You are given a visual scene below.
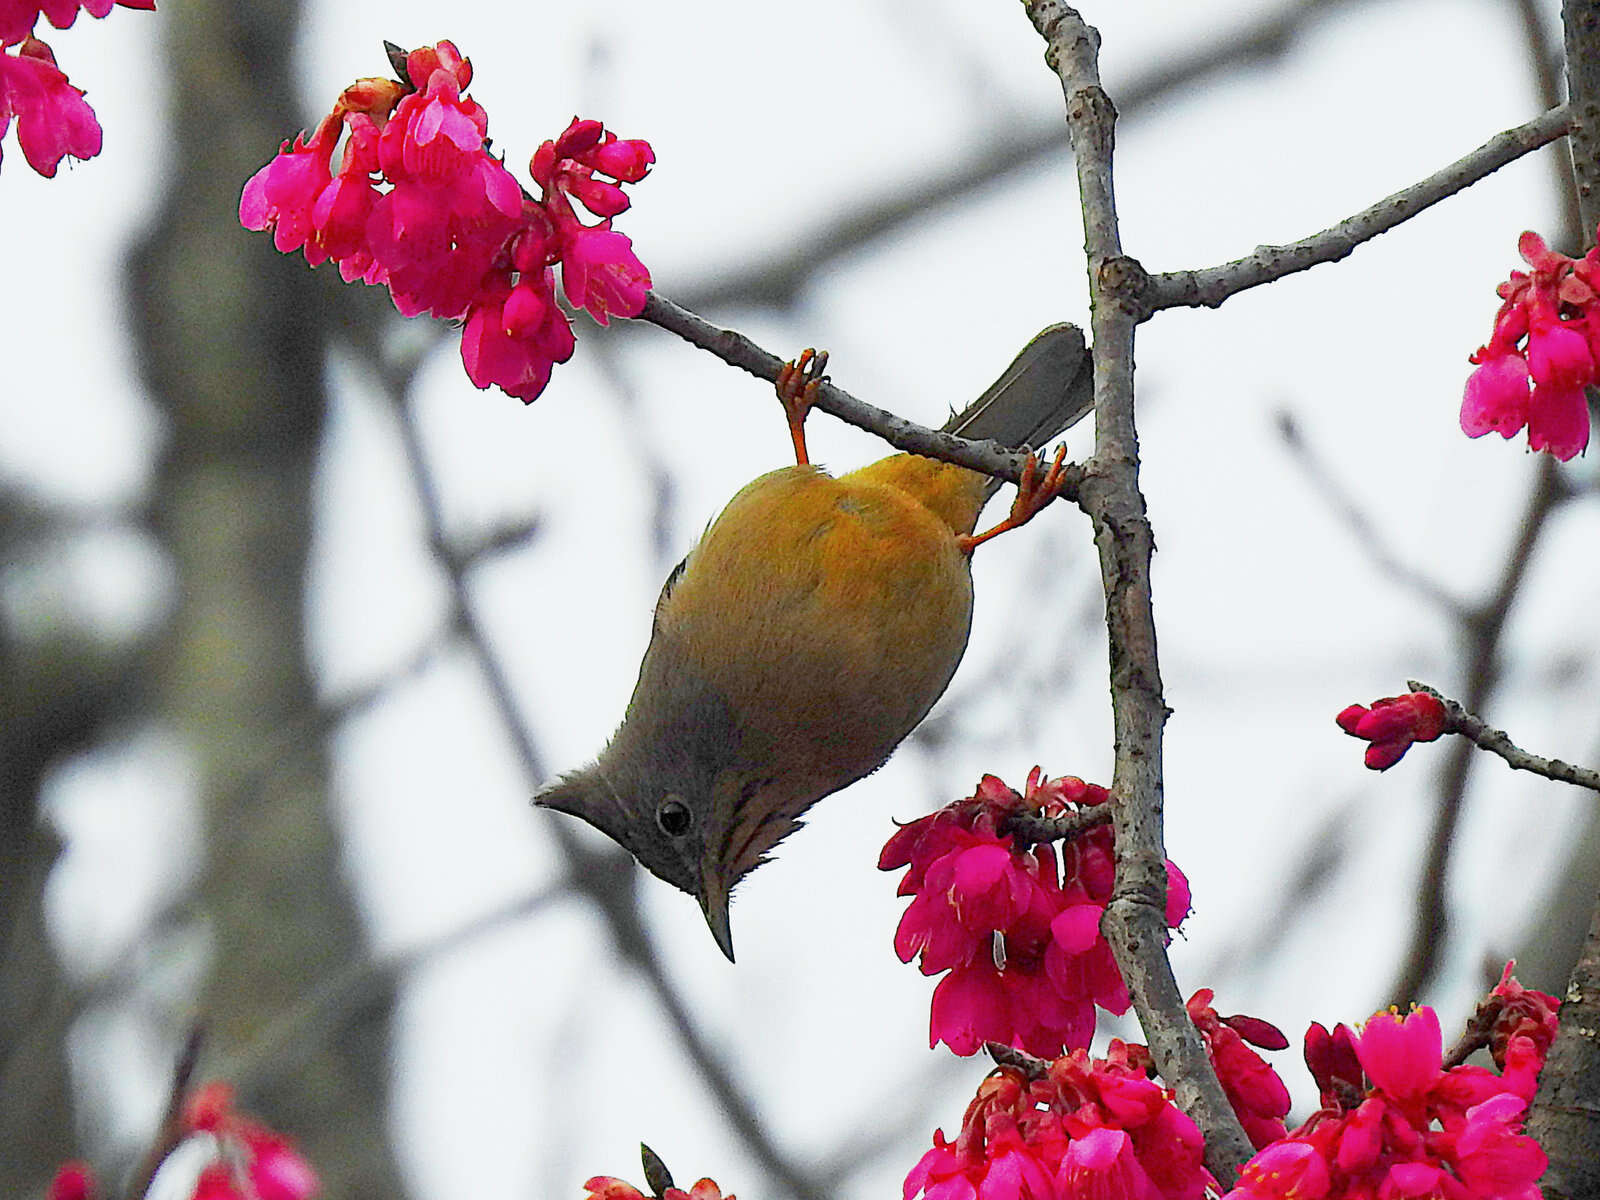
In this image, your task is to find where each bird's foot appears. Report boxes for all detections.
[957,443,1070,554]
[775,348,828,466]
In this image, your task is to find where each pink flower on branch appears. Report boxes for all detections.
[1336,691,1446,771]
[1186,989,1291,1150]
[1462,230,1596,461]
[0,0,151,43]
[906,1049,1214,1200]
[1222,972,1557,1200]
[583,1171,733,1200]
[0,35,99,176]
[181,1082,320,1200]
[48,1078,318,1200]
[882,769,1189,1058]
[0,0,149,175]
[238,41,654,404]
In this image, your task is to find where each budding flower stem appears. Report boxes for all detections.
[1407,681,1600,792]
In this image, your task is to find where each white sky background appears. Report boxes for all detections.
[4,0,1599,1198]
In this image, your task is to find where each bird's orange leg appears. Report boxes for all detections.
[775,348,829,466]
[957,444,1071,554]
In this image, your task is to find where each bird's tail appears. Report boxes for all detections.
[942,323,1093,500]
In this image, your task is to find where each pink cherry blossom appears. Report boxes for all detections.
[907,1054,1213,1200]
[240,42,654,402]
[1464,230,1596,460]
[0,36,100,176]
[460,277,575,404]
[1226,1141,1330,1200]
[1355,1007,1442,1105]
[885,770,1187,1059]
[239,120,337,256]
[1224,980,1555,1200]
[1186,989,1291,1150]
[1336,692,1446,771]
[583,1173,736,1200]
[47,1162,96,1200]
[1460,353,1530,439]
[0,0,151,47]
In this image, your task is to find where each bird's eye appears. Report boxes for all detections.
[656,795,692,838]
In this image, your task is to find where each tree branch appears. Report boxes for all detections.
[1145,105,1572,314]
[1017,0,1253,1184]
[666,0,1376,314]
[1407,682,1600,793]
[1564,1,1600,238]
[636,293,1085,494]
[1527,885,1600,1199]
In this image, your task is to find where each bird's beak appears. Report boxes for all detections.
[698,867,735,963]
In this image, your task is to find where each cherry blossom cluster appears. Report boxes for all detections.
[905,1045,1215,1200]
[1462,230,1596,461]
[0,0,151,176]
[1224,968,1560,1200]
[48,1081,318,1200]
[1186,989,1292,1150]
[240,40,653,403]
[585,1174,732,1200]
[1336,691,1447,771]
[880,769,1191,1058]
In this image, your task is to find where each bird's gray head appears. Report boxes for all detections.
[534,639,788,962]
[537,763,755,961]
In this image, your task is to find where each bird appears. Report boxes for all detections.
[536,325,1093,960]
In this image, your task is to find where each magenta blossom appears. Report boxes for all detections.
[239,41,654,403]
[883,769,1190,1059]
[0,0,149,174]
[1462,230,1595,460]
[907,1048,1214,1200]
[1222,980,1555,1200]
[1187,989,1291,1149]
[0,35,99,176]
[1336,691,1446,771]
[0,0,152,42]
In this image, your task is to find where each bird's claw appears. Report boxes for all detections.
[957,443,1071,554]
[776,348,829,465]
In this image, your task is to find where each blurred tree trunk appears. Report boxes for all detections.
[0,508,138,1197]
[0,658,87,1195]
[124,0,409,1195]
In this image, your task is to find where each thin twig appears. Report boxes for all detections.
[1408,682,1600,792]
[985,1041,1049,1079]
[1145,105,1572,313]
[124,1025,204,1200]
[1274,412,1470,620]
[1388,459,1566,1007]
[1510,0,1585,246]
[636,293,1086,496]
[1004,805,1112,844]
[1018,0,1254,1184]
[224,886,568,1095]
